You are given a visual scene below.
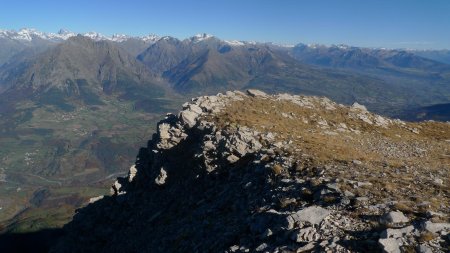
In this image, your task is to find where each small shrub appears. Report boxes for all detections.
[272,164,283,175]
[418,231,437,242]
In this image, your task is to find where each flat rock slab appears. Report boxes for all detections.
[246,89,268,97]
[378,238,401,253]
[424,221,450,233]
[290,206,331,225]
[380,211,409,225]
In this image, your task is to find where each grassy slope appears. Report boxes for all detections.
[211,96,450,217]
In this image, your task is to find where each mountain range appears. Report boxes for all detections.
[2,28,450,114]
[0,28,449,235]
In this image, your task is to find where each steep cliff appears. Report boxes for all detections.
[53,90,449,253]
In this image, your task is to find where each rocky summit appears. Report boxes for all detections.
[52,90,449,253]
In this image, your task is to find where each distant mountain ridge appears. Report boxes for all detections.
[0,34,405,113]
[1,29,450,116]
[0,28,160,43]
[2,28,448,56]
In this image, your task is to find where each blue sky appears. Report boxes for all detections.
[1,0,449,49]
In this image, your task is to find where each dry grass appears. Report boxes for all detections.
[418,231,437,242]
[272,164,283,175]
[209,96,450,218]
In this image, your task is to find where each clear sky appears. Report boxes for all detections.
[1,0,449,49]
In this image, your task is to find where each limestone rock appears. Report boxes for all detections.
[381,225,414,239]
[296,242,316,252]
[154,167,167,185]
[378,238,401,253]
[246,89,267,97]
[291,227,321,242]
[289,206,331,226]
[351,102,368,111]
[380,211,409,225]
[423,221,450,233]
[89,195,104,204]
[418,244,433,253]
[180,110,199,128]
[128,165,137,182]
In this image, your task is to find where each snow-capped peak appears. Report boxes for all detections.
[0,28,163,44]
[110,34,131,42]
[56,29,77,40]
[142,34,160,43]
[190,33,214,42]
[224,40,245,46]
[83,31,109,41]
[0,28,76,42]
[11,28,43,41]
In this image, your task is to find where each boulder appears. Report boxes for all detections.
[381,225,414,239]
[291,227,321,242]
[247,89,268,97]
[128,165,138,182]
[378,238,401,253]
[418,245,433,253]
[289,206,331,226]
[380,211,409,225]
[180,110,199,128]
[423,221,450,233]
[351,102,368,111]
[154,167,167,185]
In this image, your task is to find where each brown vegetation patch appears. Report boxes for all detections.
[209,96,450,217]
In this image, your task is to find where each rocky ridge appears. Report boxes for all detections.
[53,90,449,253]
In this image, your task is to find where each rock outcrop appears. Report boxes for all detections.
[52,90,449,253]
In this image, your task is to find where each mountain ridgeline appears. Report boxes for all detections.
[51,90,450,253]
[1,32,450,117]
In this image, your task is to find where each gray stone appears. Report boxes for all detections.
[357,181,373,187]
[230,245,239,252]
[343,190,355,198]
[247,89,268,97]
[426,211,446,218]
[381,225,414,239]
[286,215,296,230]
[351,102,368,111]
[292,227,321,242]
[418,245,433,253]
[154,167,167,185]
[326,183,340,192]
[290,206,331,225]
[188,104,203,114]
[374,115,390,127]
[380,211,409,225]
[111,180,123,195]
[352,160,362,165]
[128,165,137,182]
[423,221,450,233]
[255,243,268,252]
[296,242,316,252]
[378,238,400,253]
[433,178,443,185]
[354,197,369,205]
[89,195,104,204]
[204,141,215,151]
[180,110,198,128]
[227,154,239,163]
[158,123,171,139]
[262,228,273,237]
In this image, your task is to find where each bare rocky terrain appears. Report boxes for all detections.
[51,90,449,253]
